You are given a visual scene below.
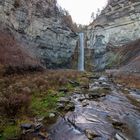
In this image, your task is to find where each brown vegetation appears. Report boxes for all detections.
[14,0,21,8]
[107,39,140,88]
[113,72,140,88]
[119,39,140,65]
[0,92,31,117]
[62,15,78,32]
[0,70,83,117]
[107,39,140,72]
[0,69,85,139]
[0,29,42,75]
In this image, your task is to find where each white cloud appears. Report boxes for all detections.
[57,0,108,25]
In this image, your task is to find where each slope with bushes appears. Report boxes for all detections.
[0,28,43,75]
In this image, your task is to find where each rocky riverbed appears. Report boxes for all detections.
[47,75,140,140]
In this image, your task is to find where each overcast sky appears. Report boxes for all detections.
[57,0,108,25]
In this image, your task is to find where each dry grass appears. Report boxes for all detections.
[0,69,84,139]
[118,39,140,65]
[112,72,140,88]
[107,39,140,69]
[0,70,83,116]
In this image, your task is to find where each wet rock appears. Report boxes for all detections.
[89,82,100,89]
[90,84,111,92]
[124,114,140,139]
[101,82,110,87]
[73,87,83,94]
[88,87,110,99]
[58,97,70,103]
[81,84,89,89]
[57,103,65,110]
[89,92,101,99]
[115,133,128,140]
[36,117,45,122]
[78,97,86,102]
[129,90,140,102]
[68,80,80,87]
[59,88,68,93]
[49,113,56,118]
[98,76,108,82]
[34,123,43,131]
[117,84,123,88]
[57,96,75,112]
[64,102,75,112]
[21,124,32,130]
[94,81,99,85]
[85,129,100,140]
[112,121,127,131]
[90,86,100,91]
[82,100,89,107]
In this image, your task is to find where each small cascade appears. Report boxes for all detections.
[78,32,84,71]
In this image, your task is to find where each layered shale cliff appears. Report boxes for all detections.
[86,0,140,70]
[0,0,78,68]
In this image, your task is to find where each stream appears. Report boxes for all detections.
[48,76,140,140]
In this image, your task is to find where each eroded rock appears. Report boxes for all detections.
[84,129,100,140]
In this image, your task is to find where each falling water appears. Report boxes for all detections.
[78,32,84,71]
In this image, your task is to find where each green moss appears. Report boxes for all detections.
[65,83,75,91]
[31,91,64,117]
[107,52,122,68]
[1,124,20,140]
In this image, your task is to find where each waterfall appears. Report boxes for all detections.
[78,32,84,71]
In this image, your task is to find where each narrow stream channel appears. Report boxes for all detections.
[48,76,140,140]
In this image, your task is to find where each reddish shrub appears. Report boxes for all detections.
[0,29,43,74]
[0,93,31,117]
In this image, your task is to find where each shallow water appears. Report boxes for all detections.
[48,77,140,140]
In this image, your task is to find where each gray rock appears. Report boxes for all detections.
[82,100,89,107]
[0,0,78,68]
[85,0,140,70]
[21,124,32,130]
[56,103,65,109]
[58,97,70,103]
[98,76,108,82]
[85,129,100,140]
[64,102,75,111]
[59,88,68,93]
[34,123,43,131]
[115,133,128,140]
[49,113,56,118]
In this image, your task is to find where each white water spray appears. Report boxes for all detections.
[78,32,84,71]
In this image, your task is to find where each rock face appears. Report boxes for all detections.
[0,0,78,68]
[86,0,140,70]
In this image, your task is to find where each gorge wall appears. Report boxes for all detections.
[0,0,78,68]
[86,0,140,70]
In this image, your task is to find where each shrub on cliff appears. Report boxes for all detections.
[107,52,122,68]
[60,9,78,32]
[62,15,78,32]
[0,28,43,74]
